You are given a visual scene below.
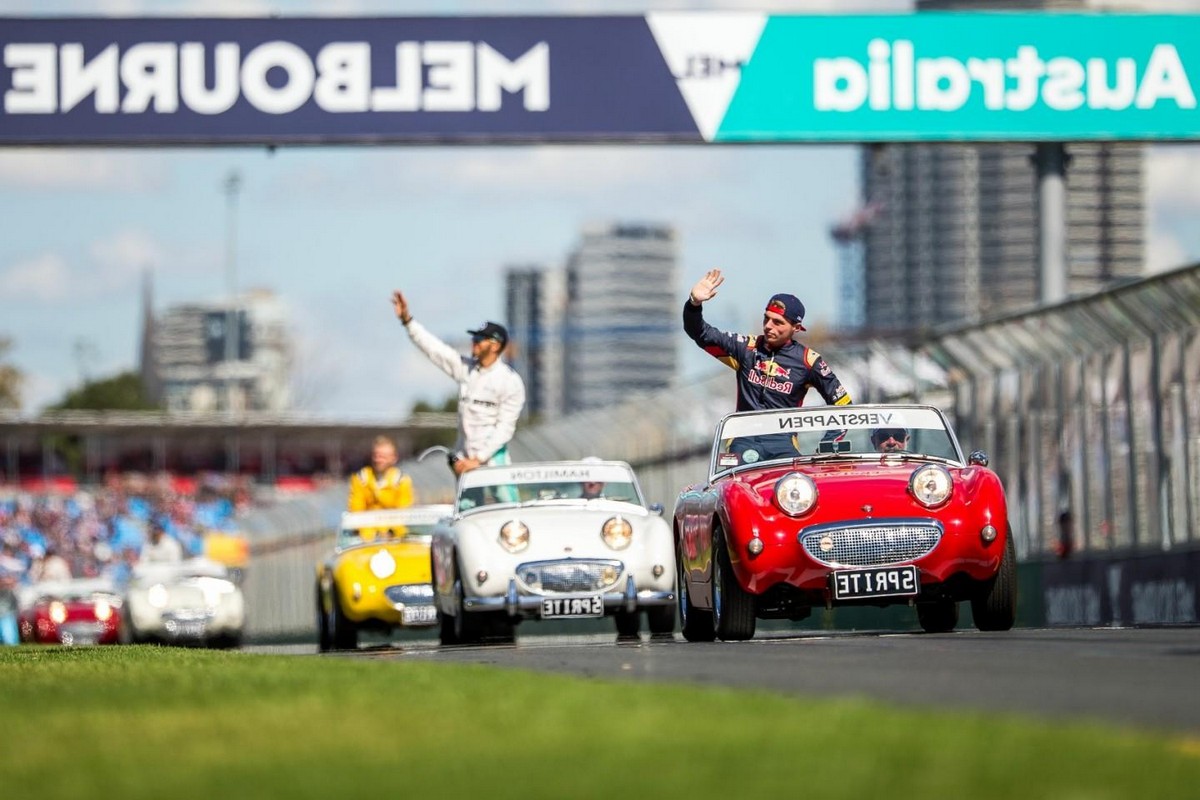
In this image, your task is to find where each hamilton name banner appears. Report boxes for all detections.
[1,13,1197,145]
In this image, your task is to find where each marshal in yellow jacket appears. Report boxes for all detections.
[347,466,414,542]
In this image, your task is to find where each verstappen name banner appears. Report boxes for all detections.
[1,13,1198,145]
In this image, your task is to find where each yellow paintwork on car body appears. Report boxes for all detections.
[328,539,432,625]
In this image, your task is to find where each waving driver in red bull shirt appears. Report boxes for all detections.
[683,268,852,412]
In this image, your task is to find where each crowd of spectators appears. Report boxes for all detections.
[0,471,255,592]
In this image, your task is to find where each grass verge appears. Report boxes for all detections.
[2,645,1197,800]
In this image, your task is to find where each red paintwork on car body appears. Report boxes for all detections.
[677,458,1009,604]
[18,600,122,645]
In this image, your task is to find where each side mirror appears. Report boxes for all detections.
[649,503,664,516]
[968,450,989,467]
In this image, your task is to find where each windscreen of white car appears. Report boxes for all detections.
[716,406,961,470]
[457,463,642,512]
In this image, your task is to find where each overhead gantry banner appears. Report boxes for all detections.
[1,13,1198,145]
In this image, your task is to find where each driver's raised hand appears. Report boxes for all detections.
[392,290,412,324]
[689,269,724,305]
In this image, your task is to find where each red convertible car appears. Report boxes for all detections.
[18,578,124,646]
[673,404,1016,640]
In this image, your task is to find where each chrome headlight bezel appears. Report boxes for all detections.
[499,520,530,553]
[775,472,818,516]
[601,516,633,550]
[909,464,954,508]
[147,583,169,609]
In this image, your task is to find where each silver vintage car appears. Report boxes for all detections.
[430,460,676,644]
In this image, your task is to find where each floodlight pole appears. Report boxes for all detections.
[1036,142,1068,306]
[223,169,242,411]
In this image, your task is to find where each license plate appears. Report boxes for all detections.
[541,596,604,618]
[401,604,437,625]
[831,565,919,600]
[170,620,207,638]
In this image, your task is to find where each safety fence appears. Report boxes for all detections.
[239,263,1200,638]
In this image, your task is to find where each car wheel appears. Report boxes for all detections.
[972,531,1017,631]
[615,610,640,639]
[316,581,332,653]
[677,537,714,642]
[330,584,358,650]
[484,613,516,644]
[647,604,675,635]
[712,523,756,641]
[917,598,959,633]
[452,571,483,645]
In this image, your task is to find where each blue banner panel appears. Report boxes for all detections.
[0,16,701,145]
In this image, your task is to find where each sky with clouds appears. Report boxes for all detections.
[2,0,1199,419]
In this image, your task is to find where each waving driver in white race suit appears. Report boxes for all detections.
[393,290,526,477]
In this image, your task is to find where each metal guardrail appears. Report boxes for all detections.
[241,263,1200,638]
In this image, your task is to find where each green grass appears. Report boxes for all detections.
[2,646,1197,800]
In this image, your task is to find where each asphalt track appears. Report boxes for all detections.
[264,626,1200,735]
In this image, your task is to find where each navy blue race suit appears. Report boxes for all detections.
[683,300,852,412]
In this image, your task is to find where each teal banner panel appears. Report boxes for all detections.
[717,13,1200,142]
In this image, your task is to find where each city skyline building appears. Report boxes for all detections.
[561,222,679,414]
[849,0,1147,336]
[141,286,292,413]
[505,222,679,417]
[504,265,566,420]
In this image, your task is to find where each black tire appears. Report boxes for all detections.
[452,575,483,645]
[972,532,1017,631]
[712,523,756,641]
[917,598,959,633]
[330,585,358,650]
[484,614,517,644]
[647,604,675,635]
[677,537,714,642]
[316,581,332,653]
[437,603,458,645]
[615,610,640,639]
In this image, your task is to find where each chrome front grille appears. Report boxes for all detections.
[800,521,943,567]
[385,584,434,604]
[516,559,624,594]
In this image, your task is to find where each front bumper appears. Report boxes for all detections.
[462,575,675,618]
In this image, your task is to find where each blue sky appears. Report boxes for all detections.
[2,0,1198,418]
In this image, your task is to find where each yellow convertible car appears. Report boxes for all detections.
[316,505,452,651]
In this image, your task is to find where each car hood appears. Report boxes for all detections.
[735,459,971,509]
[456,503,660,558]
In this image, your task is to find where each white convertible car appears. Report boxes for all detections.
[124,558,245,648]
[430,460,676,644]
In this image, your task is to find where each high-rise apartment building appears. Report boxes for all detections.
[507,224,680,417]
[854,0,1146,335]
[561,223,679,413]
[504,266,566,419]
[143,289,292,412]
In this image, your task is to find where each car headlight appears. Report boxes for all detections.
[94,599,113,622]
[909,464,953,508]
[775,473,817,516]
[147,584,169,609]
[49,601,67,625]
[499,520,530,553]
[369,549,397,579]
[601,516,632,550]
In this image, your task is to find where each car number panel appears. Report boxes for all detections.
[402,604,438,625]
[831,565,919,601]
[541,596,604,619]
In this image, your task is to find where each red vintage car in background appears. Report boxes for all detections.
[18,578,124,646]
[673,404,1016,641]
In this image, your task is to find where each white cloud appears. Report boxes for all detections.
[0,253,73,302]
[90,230,165,289]
[1147,147,1200,213]
[1147,228,1188,273]
[0,151,166,192]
